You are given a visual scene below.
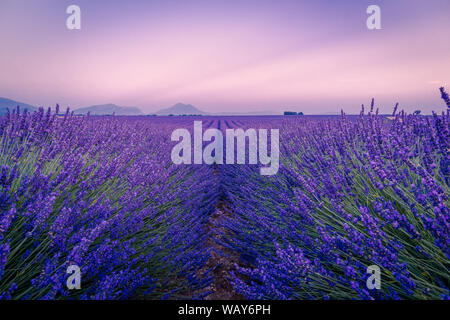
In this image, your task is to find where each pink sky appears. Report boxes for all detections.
[0,0,449,114]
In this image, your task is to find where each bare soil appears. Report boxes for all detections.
[198,202,245,300]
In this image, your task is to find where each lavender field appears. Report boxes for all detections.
[0,101,449,300]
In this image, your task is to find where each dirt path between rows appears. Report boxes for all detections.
[195,122,247,299]
[199,202,244,300]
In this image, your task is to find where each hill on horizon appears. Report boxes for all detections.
[154,103,280,115]
[0,97,38,115]
[74,103,143,115]
[155,103,208,115]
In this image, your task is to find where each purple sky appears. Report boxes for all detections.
[0,0,449,114]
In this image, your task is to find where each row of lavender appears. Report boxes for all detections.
[219,108,449,299]
[0,108,219,299]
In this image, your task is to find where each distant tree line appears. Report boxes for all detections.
[283,111,304,116]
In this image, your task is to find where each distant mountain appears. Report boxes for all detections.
[0,97,38,115]
[155,103,207,115]
[0,97,280,117]
[74,103,143,115]
[154,103,278,115]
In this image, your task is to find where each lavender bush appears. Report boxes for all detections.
[222,106,449,299]
[0,108,218,299]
